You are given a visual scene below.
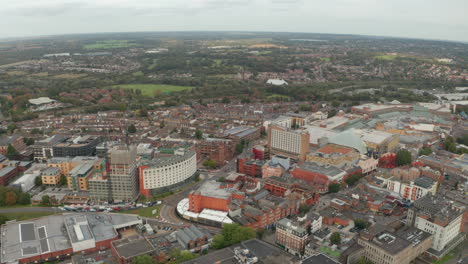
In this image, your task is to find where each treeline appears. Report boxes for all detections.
[0,186,31,206]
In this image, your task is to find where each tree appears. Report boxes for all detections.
[0,215,8,225]
[195,129,203,140]
[41,195,50,205]
[35,176,42,186]
[419,146,432,156]
[18,193,30,205]
[345,172,363,186]
[396,149,412,166]
[328,183,340,193]
[6,144,19,160]
[59,175,67,186]
[159,121,165,128]
[235,143,244,154]
[328,109,337,118]
[4,191,18,206]
[128,124,137,134]
[331,101,341,107]
[221,97,231,104]
[355,256,374,264]
[354,219,369,230]
[299,204,312,215]
[212,223,256,249]
[203,159,218,169]
[132,254,155,264]
[135,109,148,117]
[330,232,341,245]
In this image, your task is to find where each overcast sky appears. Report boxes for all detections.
[1,0,467,42]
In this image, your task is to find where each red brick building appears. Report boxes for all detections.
[197,139,234,164]
[0,166,18,186]
[237,158,265,177]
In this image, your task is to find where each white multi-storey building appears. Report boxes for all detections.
[407,194,465,259]
[139,149,197,196]
[267,125,309,161]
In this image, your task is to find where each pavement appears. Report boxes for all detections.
[0,206,57,213]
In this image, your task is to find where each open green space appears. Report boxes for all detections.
[122,204,162,218]
[375,54,399,60]
[112,84,193,96]
[1,211,56,221]
[320,246,341,258]
[84,40,136,50]
[147,58,158,70]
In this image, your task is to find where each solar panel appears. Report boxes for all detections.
[20,223,36,242]
[22,246,38,255]
[38,226,46,239]
[40,239,49,253]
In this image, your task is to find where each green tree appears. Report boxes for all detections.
[0,215,8,225]
[328,183,340,193]
[396,149,412,166]
[159,121,165,128]
[132,254,155,264]
[18,193,30,205]
[345,172,363,186]
[355,256,374,264]
[203,159,218,169]
[212,224,256,249]
[299,204,312,215]
[221,97,231,104]
[7,123,17,133]
[4,191,18,206]
[195,129,203,140]
[328,109,337,118]
[35,176,42,186]
[6,144,19,160]
[128,124,137,134]
[330,232,341,245]
[31,128,42,134]
[59,175,67,186]
[41,195,50,205]
[419,146,432,156]
[135,109,148,117]
[354,219,369,230]
[235,143,244,154]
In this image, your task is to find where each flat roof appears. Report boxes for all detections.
[112,236,154,259]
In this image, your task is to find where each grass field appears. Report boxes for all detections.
[6,70,27,76]
[122,205,162,218]
[375,54,399,60]
[320,246,341,258]
[132,71,144,77]
[84,40,136,50]
[53,73,88,79]
[1,211,55,221]
[29,72,49,77]
[112,84,193,96]
[147,58,158,70]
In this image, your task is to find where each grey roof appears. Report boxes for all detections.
[176,225,208,248]
[112,237,155,259]
[0,166,16,177]
[0,213,141,263]
[141,150,195,168]
[296,162,345,177]
[42,167,61,176]
[302,254,340,264]
[413,176,435,188]
[192,181,232,199]
[329,129,367,154]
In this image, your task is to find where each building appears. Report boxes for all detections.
[68,163,94,191]
[0,166,18,186]
[111,236,155,264]
[188,181,232,213]
[291,162,347,184]
[197,138,234,164]
[224,126,260,145]
[357,227,432,264]
[32,135,101,162]
[406,194,466,259]
[267,124,310,161]
[351,103,412,116]
[0,135,26,155]
[11,164,47,192]
[306,144,360,169]
[175,225,211,252]
[88,145,139,202]
[139,149,197,197]
[377,175,438,202]
[0,213,142,264]
[237,158,265,177]
[355,129,400,156]
[41,167,62,186]
[266,79,288,85]
[275,218,309,256]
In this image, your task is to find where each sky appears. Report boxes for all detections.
[0,0,467,42]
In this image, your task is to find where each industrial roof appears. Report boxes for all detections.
[329,129,367,154]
